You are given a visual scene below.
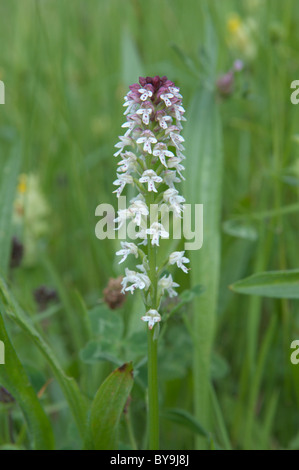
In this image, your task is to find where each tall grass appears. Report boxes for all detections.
[0,0,298,450]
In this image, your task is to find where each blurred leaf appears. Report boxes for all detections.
[91,306,124,341]
[0,146,21,276]
[90,362,134,450]
[282,175,299,187]
[0,312,54,449]
[23,364,47,394]
[80,307,126,366]
[183,16,223,445]
[170,43,200,78]
[230,270,299,299]
[122,29,144,87]
[0,444,24,450]
[218,239,254,315]
[223,220,258,241]
[232,202,299,221]
[125,330,147,359]
[159,324,192,380]
[163,285,204,326]
[211,352,230,381]
[288,432,299,450]
[179,284,204,303]
[80,340,122,366]
[161,408,209,439]
[0,277,89,445]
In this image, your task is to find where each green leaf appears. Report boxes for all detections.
[183,15,223,446]
[223,220,258,241]
[230,270,299,299]
[90,362,134,450]
[161,408,209,439]
[0,277,88,444]
[125,331,148,359]
[0,146,21,276]
[121,29,143,87]
[211,352,230,381]
[0,444,25,450]
[80,340,123,366]
[0,312,54,449]
[92,306,124,341]
[79,306,125,365]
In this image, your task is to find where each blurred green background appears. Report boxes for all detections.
[0,0,299,450]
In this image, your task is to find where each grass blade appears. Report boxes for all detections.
[230,270,299,299]
[0,277,88,445]
[0,146,21,276]
[161,408,209,440]
[0,311,54,449]
[183,23,223,446]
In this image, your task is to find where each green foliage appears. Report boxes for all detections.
[0,312,54,449]
[230,270,299,298]
[90,362,134,450]
[0,0,298,451]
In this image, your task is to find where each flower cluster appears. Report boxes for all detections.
[113,76,189,329]
[226,13,257,60]
[13,173,50,266]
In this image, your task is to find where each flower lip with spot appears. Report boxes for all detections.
[163,170,181,188]
[158,274,179,298]
[166,156,186,179]
[117,152,138,173]
[114,199,149,229]
[160,92,174,107]
[155,110,172,129]
[141,309,161,329]
[163,188,185,217]
[113,174,134,198]
[138,87,153,101]
[136,107,152,126]
[136,130,157,154]
[168,86,182,99]
[139,170,163,192]
[121,120,137,136]
[171,104,186,121]
[169,250,190,273]
[129,199,149,226]
[153,143,174,167]
[114,135,134,157]
[121,267,151,294]
[165,126,185,150]
[116,241,139,264]
[146,222,169,246]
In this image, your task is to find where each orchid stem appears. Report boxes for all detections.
[147,194,159,450]
[147,326,159,450]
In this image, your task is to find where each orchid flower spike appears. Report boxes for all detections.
[113,76,189,329]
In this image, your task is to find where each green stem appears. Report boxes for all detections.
[125,410,138,450]
[146,192,159,450]
[147,326,159,450]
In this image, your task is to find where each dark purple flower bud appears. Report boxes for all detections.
[103,276,127,310]
[0,386,15,404]
[34,285,58,312]
[216,71,235,97]
[10,236,24,269]
[233,59,244,72]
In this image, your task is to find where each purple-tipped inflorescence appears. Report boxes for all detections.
[113,76,189,329]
